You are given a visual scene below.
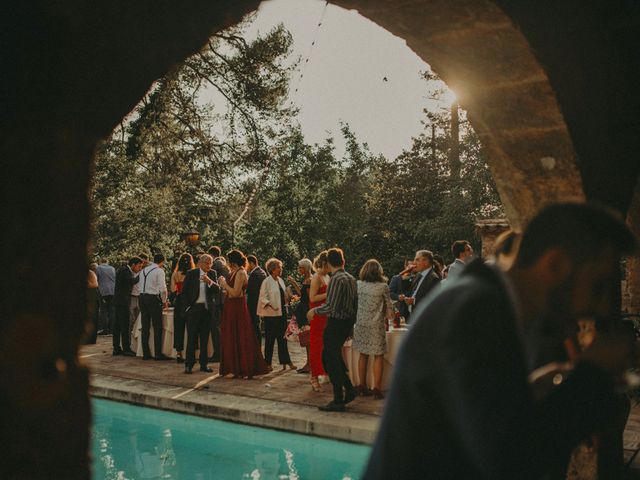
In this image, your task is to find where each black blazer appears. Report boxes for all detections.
[182,268,219,312]
[409,268,440,309]
[246,266,267,316]
[364,259,615,479]
[363,260,614,480]
[113,265,139,307]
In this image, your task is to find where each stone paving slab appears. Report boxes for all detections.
[81,336,382,444]
[626,401,640,472]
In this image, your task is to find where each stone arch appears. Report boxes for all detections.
[331,0,584,231]
[2,1,639,477]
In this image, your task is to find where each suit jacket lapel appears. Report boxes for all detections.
[420,272,434,296]
[410,274,421,294]
[187,269,200,306]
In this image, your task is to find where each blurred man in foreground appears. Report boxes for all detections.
[364,203,637,479]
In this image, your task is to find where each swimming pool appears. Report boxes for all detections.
[91,399,371,479]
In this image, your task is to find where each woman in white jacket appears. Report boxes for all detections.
[257,258,296,370]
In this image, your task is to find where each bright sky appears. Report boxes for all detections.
[240,0,453,160]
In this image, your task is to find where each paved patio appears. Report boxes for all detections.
[82,335,640,475]
[81,336,381,444]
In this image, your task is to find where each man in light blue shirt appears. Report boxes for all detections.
[96,259,116,334]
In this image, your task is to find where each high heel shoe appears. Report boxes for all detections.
[372,388,385,400]
[310,377,321,392]
[356,385,372,397]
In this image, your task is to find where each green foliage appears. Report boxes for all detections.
[233,114,502,278]
[367,106,503,273]
[90,23,503,278]
[90,22,297,262]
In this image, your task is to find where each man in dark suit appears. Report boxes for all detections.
[389,259,413,320]
[246,254,267,342]
[112,256,144,356]
[399,250,440,322]
[364,203,637,479]
[181,254,220,373]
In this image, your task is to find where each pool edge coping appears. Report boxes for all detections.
[89,373,379,445]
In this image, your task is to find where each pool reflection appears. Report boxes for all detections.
[91,399,368,479]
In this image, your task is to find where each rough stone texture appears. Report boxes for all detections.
[475,218,510,259]
[1,2,259,478]
[624,179,640,313]
[81,336,385,417]
[332,0,586,230]
[2,0,640,477]
[333,0,640,224]
[493,0,640,215]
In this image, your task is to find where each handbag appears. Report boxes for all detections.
[298,327,310,347]
[285,317,300,343]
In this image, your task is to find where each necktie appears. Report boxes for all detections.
[411,274,422,297]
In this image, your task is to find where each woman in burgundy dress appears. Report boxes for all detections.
[308,251,330,392]
[218,249,270,379]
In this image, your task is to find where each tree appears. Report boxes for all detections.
[91,35,503,279]
[90,21,297,262]
[367,76,503,271]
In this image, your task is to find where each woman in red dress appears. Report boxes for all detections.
[307,251,330,392]
[218,249,270,379]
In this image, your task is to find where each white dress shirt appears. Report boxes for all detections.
[140,263,168,302]
[196,269,209,307]
[411,268,430,296]
[409,267,432,312]
[131,271,141,296]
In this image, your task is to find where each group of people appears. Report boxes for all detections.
[87,253,149,347]
[364,203,639,479]
[88,236,476,411]
[87,202,640,477]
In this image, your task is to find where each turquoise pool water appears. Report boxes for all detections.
[92,399,371,479]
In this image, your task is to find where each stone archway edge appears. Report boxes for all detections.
[7,1,640,477]
[330,0,586,229]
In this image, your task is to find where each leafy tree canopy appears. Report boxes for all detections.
[90,21,503,278]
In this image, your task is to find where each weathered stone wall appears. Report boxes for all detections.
[1,2,258,477]
[624,179,640,313]
[332,0,585,231]
[475,219,510,259]
[1,1,639,478]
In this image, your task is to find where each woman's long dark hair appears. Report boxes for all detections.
[227,249,248,268]
[174,252,195,274]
